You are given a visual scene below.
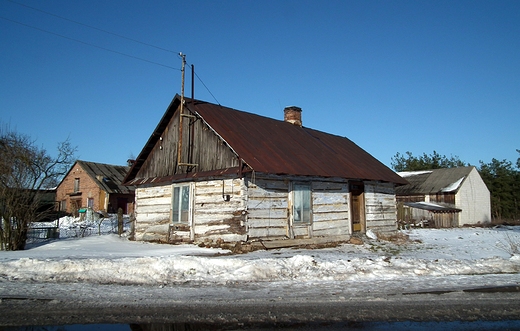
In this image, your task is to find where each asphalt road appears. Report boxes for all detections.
[2,280,520,328]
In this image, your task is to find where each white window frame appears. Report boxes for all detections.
[172,183,192,224]
[292,182,312,224]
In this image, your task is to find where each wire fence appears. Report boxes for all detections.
[27,214,133,244]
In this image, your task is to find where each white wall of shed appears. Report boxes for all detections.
[456,168,491,225]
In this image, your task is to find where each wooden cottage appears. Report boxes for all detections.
[123,95,408,245]
[395,166,491,227]
[56,160,135,216]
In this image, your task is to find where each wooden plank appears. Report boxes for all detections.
[259,235,350,249]
[136,187,172,199]
[312,219,347,231]
[248,218,287,228]
[312,181,347,191]
[313,226,349,236]
[248,227,287,238]
[136,204,171,214]
[312,212,348,222]
[313,204,349,213]
[313,194,348,205]
[247,209,287,219]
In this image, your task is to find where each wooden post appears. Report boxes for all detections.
[117,208,123,236]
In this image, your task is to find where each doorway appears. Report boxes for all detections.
[350,182,365,233]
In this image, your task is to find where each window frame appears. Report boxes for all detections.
[292,182,312,224]
[172,183,191,224]
[73,178,80,193]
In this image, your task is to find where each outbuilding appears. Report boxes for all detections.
[396,167,491,227]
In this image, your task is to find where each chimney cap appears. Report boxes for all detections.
[284,106,302,112]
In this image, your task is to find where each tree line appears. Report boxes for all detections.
[391,150,520,221]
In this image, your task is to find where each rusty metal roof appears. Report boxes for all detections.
[125,95,407,185]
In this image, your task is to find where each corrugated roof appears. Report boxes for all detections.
[125,96,407,185]
[78,160,134,194]
[404,202,461,213]
[396,166,475,195]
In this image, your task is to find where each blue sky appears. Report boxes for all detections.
[1,0,519,169]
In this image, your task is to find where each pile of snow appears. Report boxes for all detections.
[2,226,520,286]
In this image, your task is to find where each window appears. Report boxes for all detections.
[74,178,80,193]
[60,200,67,212]
[172,184,190,223]
[87,198,94,208]
[293,183,311,223]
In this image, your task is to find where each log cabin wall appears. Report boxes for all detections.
[191,178,247,243]
[246,176,290,240]
[133,175,395,244]
[134,178,248,244]
[134,185,172,242]
[245,174,351,241]
[311,181,350,237]
[364,181,398,233]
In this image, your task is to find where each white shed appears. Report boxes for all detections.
[396,167,491,226]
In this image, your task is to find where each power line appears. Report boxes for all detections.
[0,16,180,71]
[3,1,222,104]
[6,0,179,55]
[191,67,221,106]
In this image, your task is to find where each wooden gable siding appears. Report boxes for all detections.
[135,105,239,180]
[364,182,397,233]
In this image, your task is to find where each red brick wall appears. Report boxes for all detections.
[56,163,103,214]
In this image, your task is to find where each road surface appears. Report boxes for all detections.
[1,276,520,327]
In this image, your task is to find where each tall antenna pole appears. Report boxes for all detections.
[176,54,198,172]
[180,53,186,111]
[177,53,186,169]
[191,64,195,100]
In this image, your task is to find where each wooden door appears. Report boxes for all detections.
[350,182,365,233]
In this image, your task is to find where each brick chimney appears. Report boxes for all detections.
[284,106,302,127]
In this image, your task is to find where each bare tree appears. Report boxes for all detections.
[0,127,76,250]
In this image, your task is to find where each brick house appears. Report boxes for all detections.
[56,160,135,215]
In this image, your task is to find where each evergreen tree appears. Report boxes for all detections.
[391,150,467,172]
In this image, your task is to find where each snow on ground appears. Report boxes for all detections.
[1,217,520,288]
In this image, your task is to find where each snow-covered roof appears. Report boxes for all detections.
[397,170,433,177]
[395,166,475,195]
[404,201,462,213]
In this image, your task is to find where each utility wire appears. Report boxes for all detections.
[190,65,221,106]
[0,16,180,71]
[3,1,222,103]
[6,0,179,55]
